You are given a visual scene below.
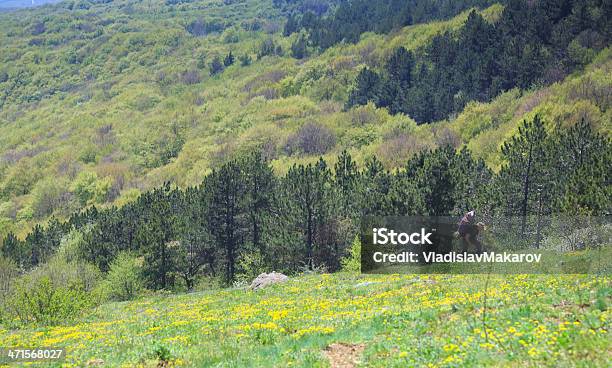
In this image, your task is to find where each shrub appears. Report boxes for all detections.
[239,53,252,66]
[291,34,308,59]
[152,344,173,363]
[70,171,112,205]
[2,257,101,326]
[340,236,361,272]
[257,38,279,59]
[30,178,67,219]
[181,69,201,85]
[542,222,611,252]
[377,133,428,167]
[223,51,235,67]
[236,251,266,285]
[185,19,224,36]
[99,252,145,301]
[0,256,18,299]
[285,122,336,155]
[55,229,87,263]
[209,56,224,76]
[0,257,18,324]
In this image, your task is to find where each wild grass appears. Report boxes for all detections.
[0,273,608,367]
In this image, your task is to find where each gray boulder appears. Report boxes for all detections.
[250,271,288,290]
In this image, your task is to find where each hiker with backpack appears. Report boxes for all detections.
[456,210,486,253]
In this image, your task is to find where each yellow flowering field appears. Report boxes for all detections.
[0,273,609,367]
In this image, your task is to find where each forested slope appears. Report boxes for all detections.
[0,0,609,342]
[0,0,609,240]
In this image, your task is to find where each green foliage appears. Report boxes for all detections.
[290,33,308,59]
[0,256,18,324]
[257,37,283,59]
[3,117,611,292]
[347,2,611,122]
[492,115,611,222]
[0,232,26,268]
[2,257,100,326]
[301,0,500,49]
[541,221,611,252]
[2,273,610,366]
[152,344,173,363]
[347,67,381,108]
[136,184,182,290]
[209,56,225,76]
[285,122,336,156]
[0,0,608,243]
[99,252,145,302]
[236,251,267,284]
[223,51,235,67]
[340,236,361,272]
[282,158,335,270]
[30,178,68,219]
[205,159,248,284]
[70,172,111,206]
[239,53,252,66]
[55,228,86,263]
[0,1,609,302]
[555,119,611,215]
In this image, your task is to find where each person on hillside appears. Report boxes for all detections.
[456,210,485,253]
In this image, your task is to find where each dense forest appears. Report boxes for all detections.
[1,0,609,242]
[2,115,609,293]
[0,0,61,10]
[285,0,501,48]
[345,0,611,122]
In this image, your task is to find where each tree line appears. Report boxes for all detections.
[345,0,610,123]
[283,0,500,49]
[1,116,609,289]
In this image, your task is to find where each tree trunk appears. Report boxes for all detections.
[307,206,313,270]
[521,142,533,236]
[161,242,167,289]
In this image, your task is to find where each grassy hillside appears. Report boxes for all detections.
[0,1,506,237]
[0,2,609,366]
[449,49,612,171]
[0,273,608,367]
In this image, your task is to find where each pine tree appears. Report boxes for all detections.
[25,224,49,267]
[386,46,414,87]
[496,115,549,235]
[206,160,247,284]
[334,150,362,219]
[406,146,459,216]
[239,53,252,66]
[555,119,612,215]
[223,51,235,67]
[347,67,381,108]
[361,156,392,216]
[209,56,224,76]
[1,232,25,268]
[291,33,308,59]
[243,151,276,264]
[452,147,491,214]
[137,183,181,289]
[283,14,299,36]
[282,159,333,269]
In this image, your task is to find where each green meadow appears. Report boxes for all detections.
[0,273,609,367]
